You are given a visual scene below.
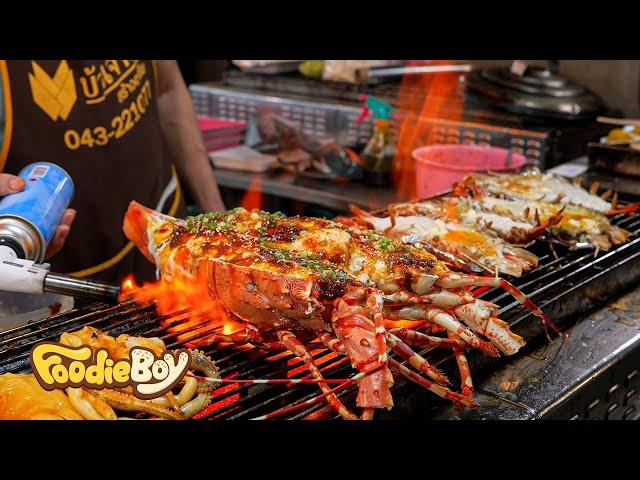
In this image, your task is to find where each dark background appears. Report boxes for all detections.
[176,60,640,118]
[177,60,230,85]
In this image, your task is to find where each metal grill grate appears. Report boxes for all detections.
[2,201,640,419]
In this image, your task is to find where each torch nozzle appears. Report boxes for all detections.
[44,273,120,303]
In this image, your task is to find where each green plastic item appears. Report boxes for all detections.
[363,95,393,121]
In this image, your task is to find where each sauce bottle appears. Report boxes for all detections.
[358,96,396,187]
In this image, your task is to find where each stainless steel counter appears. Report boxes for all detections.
[430,284,640,420]
[213,168,404,212]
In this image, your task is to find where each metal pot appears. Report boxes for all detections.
[466,65,605,121]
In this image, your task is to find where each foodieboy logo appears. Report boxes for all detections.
[29,342,191,400]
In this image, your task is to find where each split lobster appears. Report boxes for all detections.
[123,202,559,419]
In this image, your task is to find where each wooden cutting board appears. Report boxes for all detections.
[209,145,279,173]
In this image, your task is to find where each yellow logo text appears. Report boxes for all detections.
[79,60,141,105]
[30,342,191,400]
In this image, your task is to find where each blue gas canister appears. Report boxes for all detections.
[0,162,74,262]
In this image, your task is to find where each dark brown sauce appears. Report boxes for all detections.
[315,278,349,300]
[266,223,302,242]
[168,219,357,299]
[164,209,445,301]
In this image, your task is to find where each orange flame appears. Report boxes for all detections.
[239,174,263,210]
[121,277,135,294]
[383,319,427,330]
[120,274,247,414]
[392,60,465,200]
[120,274,244,346]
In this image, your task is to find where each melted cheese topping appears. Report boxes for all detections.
[145,208,447,298]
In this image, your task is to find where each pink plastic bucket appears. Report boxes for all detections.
[413,145,526,198]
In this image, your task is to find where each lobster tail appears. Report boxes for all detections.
[123,201,155,262]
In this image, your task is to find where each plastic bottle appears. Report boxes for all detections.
[357,96,396,187]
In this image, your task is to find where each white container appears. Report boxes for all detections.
[0,291,74,332]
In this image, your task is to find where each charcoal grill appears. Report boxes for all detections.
[2,196,640,420]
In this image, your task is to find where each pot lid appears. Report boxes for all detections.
[466,66,605,120]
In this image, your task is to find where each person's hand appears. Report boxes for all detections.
[1,172,75,259]
[44,208,76,259]
[0,173,25,195]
